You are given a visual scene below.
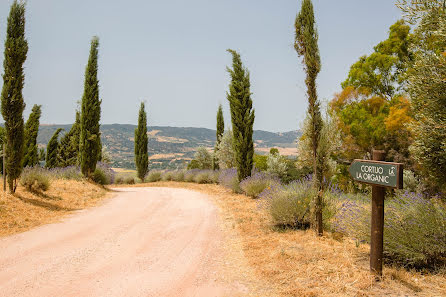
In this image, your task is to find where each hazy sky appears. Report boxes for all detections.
[0,0,402,132]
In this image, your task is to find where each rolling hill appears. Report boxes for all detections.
[37,125,301,169]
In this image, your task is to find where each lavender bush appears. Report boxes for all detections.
[240,171,280,198]
[20,167,51,192]
[218,168,241,193]
[147,170,162,182]
[334,191,446,269]
[48,166,83,180]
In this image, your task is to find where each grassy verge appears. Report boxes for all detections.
[123,181,446,296]
[0,178,108,237]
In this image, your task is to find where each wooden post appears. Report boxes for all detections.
[370,149,385,277]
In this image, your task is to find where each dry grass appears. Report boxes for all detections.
[125,182,446,297]
[0,178,108,238]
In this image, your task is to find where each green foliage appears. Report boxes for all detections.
[135,102,149,180]
[240,172,279,198]
[80,37,102,178]
[407,10,446,193]
[23,105,42,167]
[342,20,412,98]
[20,167,50,192]
[38,148,45,162]
[92,167,108,185]
[190,147,212,169]
[396,0,446,23]
[124,176,135,184]
[0,126,5,174]
[187,159,200,170]
[46,128,63,169]
[1,1,28,192]
[226,49,255,182]
[253,154,267,171]
[193,170,216,184]
[266,153,288,179]
[213,104,225,170]
[294,0,324,233]
[161,170,174,181]
[171,170,185,182]
[215,130,236,169]
[58,111,81,167]
[147,170,162,182]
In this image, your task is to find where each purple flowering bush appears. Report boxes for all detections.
[92,162,116,185]
[218,168,241,193]
[334,192,446,268]
[48,166,83,180]
[240,171,280,198]
[193,170,218,184]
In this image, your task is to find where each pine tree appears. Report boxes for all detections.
[213,104,225,170]
[23,104,42,167]
[46,128,63,169]
[226,49,255,182]
[58,111,81,167]
[80,37,101,177]
[134,102,148,180]
[294,0,324,235]
[0,1,28,193]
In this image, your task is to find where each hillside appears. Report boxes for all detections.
[37,125,300,169]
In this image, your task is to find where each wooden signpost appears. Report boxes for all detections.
[349,150,403,277]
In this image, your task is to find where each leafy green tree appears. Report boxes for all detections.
[46,128,63,169]
[23,104,42,167]
[226,49,255,182]
[134,102,148,180]
[406,9,446,193]
[0,1,28,193]
[193,147,213,169]
[342,20,412,99]
[215,130,236,169]
[58,111,81,167]
[396,0,445,23]
[253,154,267,171]
[213,104,225,170]
[80,37,102,178]
[294,0,324,235]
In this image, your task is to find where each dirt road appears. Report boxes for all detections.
[0,187,255,297]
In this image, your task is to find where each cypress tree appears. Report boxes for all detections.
[80,37,101,177]
[23,104,42,167]
[46,128,63,169]
[213,104,225,170]
[134,102,148,180]
[0,1,28,193]
[58,111,81,167]
[294,0,324,235]
[226,49,255,182]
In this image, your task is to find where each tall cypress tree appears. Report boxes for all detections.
[226,49,255,182]
[46,128,63,169]
[213,104,225,170]
[0,1,28,193]
[58,111,81,167]
[23,104,42,167]
[80,37,101,177]
[134,102,148,180]
[295,0,324,235]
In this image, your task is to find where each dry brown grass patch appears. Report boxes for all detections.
[122,182,446,296]
[0,178,108,237]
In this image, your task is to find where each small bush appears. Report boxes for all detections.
[171,170,185,182]
[193,170,214,184]
[124,176,135,184]
[218,168,241,193]
[184,169,199,182]
[240,172,280,198]
[259,180,315,228]
[115,176,124,184]
[161,171,174,181]
[96,162,115,184]
[92,168,109,185]
[48,166,83,180]
[333,192,446,269]
[20,167,50,192]
[147,170,162,182]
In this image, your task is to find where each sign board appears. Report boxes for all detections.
[348,159,403,189]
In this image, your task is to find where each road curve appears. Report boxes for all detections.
[0,187,248,297]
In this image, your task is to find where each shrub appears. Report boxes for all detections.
[333,192,446,269]
[218,168,241,193]
[184,169,199,182]
[92,168,109,185]
[161,171,174,181]
[95,162,115,184]
[193,170,215,184]
[259,180,315,228]
[147,170,162,182]
[188,147,213,169]
[266,153,287,179]
[215,131,236,169]
[240,172,280,198]
[48,166,83,180]
[124,176,135,184]
[115,176,124,184]
[20,167,50,192]
[171,170,185,182]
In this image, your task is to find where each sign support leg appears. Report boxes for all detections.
[370,150,385,277]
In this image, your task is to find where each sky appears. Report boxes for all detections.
[0,0,403,132]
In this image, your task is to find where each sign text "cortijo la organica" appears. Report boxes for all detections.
[348,160,403,189]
